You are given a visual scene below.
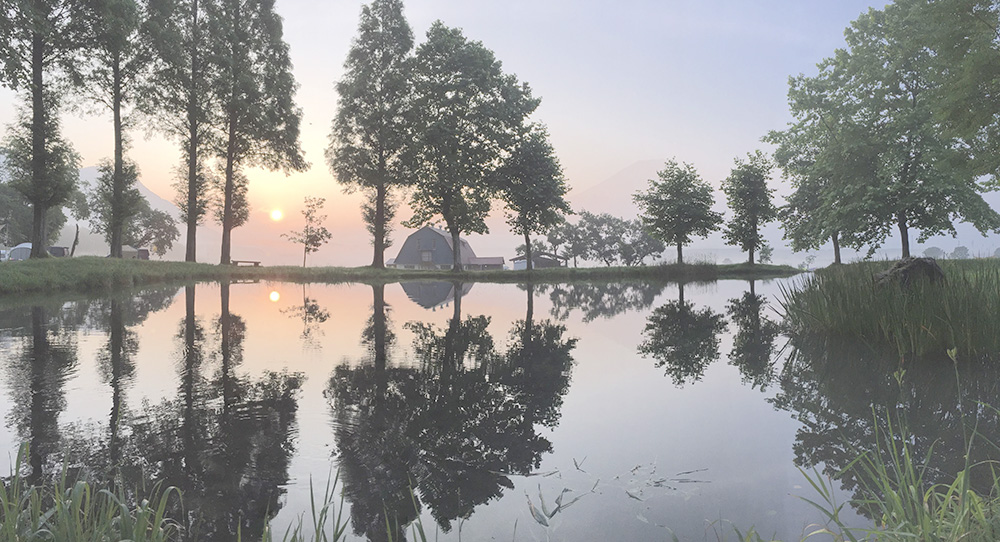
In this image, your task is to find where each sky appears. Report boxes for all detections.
[0,0,906,266]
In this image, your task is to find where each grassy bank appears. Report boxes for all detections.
[780,259,1000,361]
[0,257,799,297]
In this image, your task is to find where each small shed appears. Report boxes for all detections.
[511,252,564,270]
[387,226,505,270]
[7,242,31,261]
[47,246,69,258]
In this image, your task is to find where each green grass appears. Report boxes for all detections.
[779,259,1000,361]
[0,257,799,298]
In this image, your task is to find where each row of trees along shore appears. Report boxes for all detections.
[5,0,1000,268]
[0,0,305,263]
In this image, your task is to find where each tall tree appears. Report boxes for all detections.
[633,159,722,265]
[406,22,538,271]
[721,151,776,265]
[785,1,1000,258]
[765,70,875,264]
[497,125,571,271]
[78,160,179,256]
[327,0,414,268]
[145,0,215,262]
[80,0,153,258]
[282,196,332,267]
[206,0,307,265]
[0,0,89,257]
[1,99,80,253]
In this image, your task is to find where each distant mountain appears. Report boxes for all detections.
[568,160,662,218]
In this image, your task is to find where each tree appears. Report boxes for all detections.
[923,246,946,259]
[546,218,587,267]
[206,0,308,265]
[578,211,626,266]
[766,70,875,265]
[921,0,1000,181]
[1,98,80,254]
[0,0,89,257]
[497,125,571,270]
[327,0,414,268]
[795,1,1000,258]
[950,245,971,260]
[618,221,665,266]
[0,182,68,246]
[638,283,726,386]
[405,22,538,271]
[79,0,154,258]
[722,151,776,265]
[282,196,332,267]
[145,0,216,262]
[634,159,722,265]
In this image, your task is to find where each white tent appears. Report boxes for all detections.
[7,242,30,261]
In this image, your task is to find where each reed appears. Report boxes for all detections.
[779,260,1000,360]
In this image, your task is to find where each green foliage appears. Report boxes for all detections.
[0,445,181,541]
[575,211,664,267]
[634,159,722,265]
[924,246,946,259]
[721,151,776,264]
[780,260,1000,360]
[0,182,67,246]
[497,124,571,270]
[205,0,308,263]
[327,0,414,268]
[81,160,179,257]
[405,22,538,269]
[283,196,332,267]
[638,288,726,386]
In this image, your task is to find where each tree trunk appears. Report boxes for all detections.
[220,114,237,265]
[184,0,200,263]
[748,247,755,265]
[31,205,46,257]
[831,231,841,264]
[29,14,46,259]
[678,282,685,305]
[110,53,124,258]
[524,231,533,271]
[372,182,386,268]
[372,284,387,406]
[677,242,683,265]
[897,212,910,259]
[70,224,79,257]
[302,245,307,267]
[449,225,462,272]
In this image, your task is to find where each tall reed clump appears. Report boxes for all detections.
[0,447,180,541]
[801,416,1000,541]
[779,260,1000,360]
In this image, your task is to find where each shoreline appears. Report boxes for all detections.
[0,257,801,300]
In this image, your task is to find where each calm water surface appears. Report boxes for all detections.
[1,278,991,541]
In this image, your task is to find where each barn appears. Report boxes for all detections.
[387,226,505,270]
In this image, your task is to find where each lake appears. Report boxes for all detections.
[1,277,992,541]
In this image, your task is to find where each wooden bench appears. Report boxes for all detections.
[231,260,261,267]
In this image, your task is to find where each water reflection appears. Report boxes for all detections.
[547,282,663,321]
[726,281,781,391]
[281,284,331,347]
[328,282,576,540]
[772,336,1000,519]
[638,282,726,386]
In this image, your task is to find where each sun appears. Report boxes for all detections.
[270,209,283,221]
[269,291,280,302]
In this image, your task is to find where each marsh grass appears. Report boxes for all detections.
[0,257,799,298]
[0,446,180,541]
[779,260,1000,360]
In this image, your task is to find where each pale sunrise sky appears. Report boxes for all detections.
[0,1,893,266]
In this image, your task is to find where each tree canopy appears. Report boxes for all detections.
[327,0,414,268]
[722,151,776,265]
[405,22,538,271]
[634,159,722,265]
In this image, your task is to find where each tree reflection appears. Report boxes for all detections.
[726,281,780,390]
[772,335,1000,519]
[123,283,303,541]
[328,281,576,540]
[3,306,78,484]
[281,284,331,347]
[547,282,664,321]
[638,282,727,385]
